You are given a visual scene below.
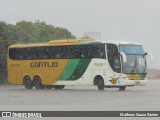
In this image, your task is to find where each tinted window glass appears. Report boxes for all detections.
[119,45,144,54]
[9,44,106,60]
[107,44,121,73]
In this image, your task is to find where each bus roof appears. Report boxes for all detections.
[9,39,142,48]
[9,39,97,48]
[98,40,142,46]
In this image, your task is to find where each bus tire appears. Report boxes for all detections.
[23,75,33,89]
[53,85,65,90]
[119,86,126,91]
[46,85,53,89]
[33,76,43,89]
[97,77,104,91]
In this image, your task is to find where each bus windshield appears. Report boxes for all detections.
[122,55,147,73]
[119,45,144,54]
[119,45,147,74]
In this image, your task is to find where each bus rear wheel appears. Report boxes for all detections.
[23,76,33,89]
[119,86,126,91]
[53,85,65,90]
[33,76,43,89]
[97,77,104,91]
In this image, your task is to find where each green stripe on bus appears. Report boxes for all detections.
[67,59,92,80]
[57,59,80,80]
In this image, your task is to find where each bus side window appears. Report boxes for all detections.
[98,45,105,59]
[81,53,85,58]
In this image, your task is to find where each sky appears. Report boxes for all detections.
[0,0,160,69]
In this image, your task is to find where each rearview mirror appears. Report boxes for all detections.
[120,52,127,63]
[147,52,154,63]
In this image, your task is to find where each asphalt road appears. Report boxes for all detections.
[0,80,160,120]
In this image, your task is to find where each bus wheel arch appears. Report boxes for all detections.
[33,75,43,89]
[23,75,33,89]
[94,75,105,91]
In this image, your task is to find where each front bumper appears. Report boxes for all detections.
[133,79,148,86]
[116,77,136,86]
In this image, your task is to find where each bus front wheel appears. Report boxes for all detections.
[23,76,33,89]
[33,76,43,89]
[97,77,104,91]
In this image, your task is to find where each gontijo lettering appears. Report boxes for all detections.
[30,62,58,68]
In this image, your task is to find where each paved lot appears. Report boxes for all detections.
[0,80,160,120]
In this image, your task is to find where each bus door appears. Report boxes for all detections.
[107,44,121,84]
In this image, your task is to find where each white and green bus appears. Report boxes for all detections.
[8,39,149,90]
